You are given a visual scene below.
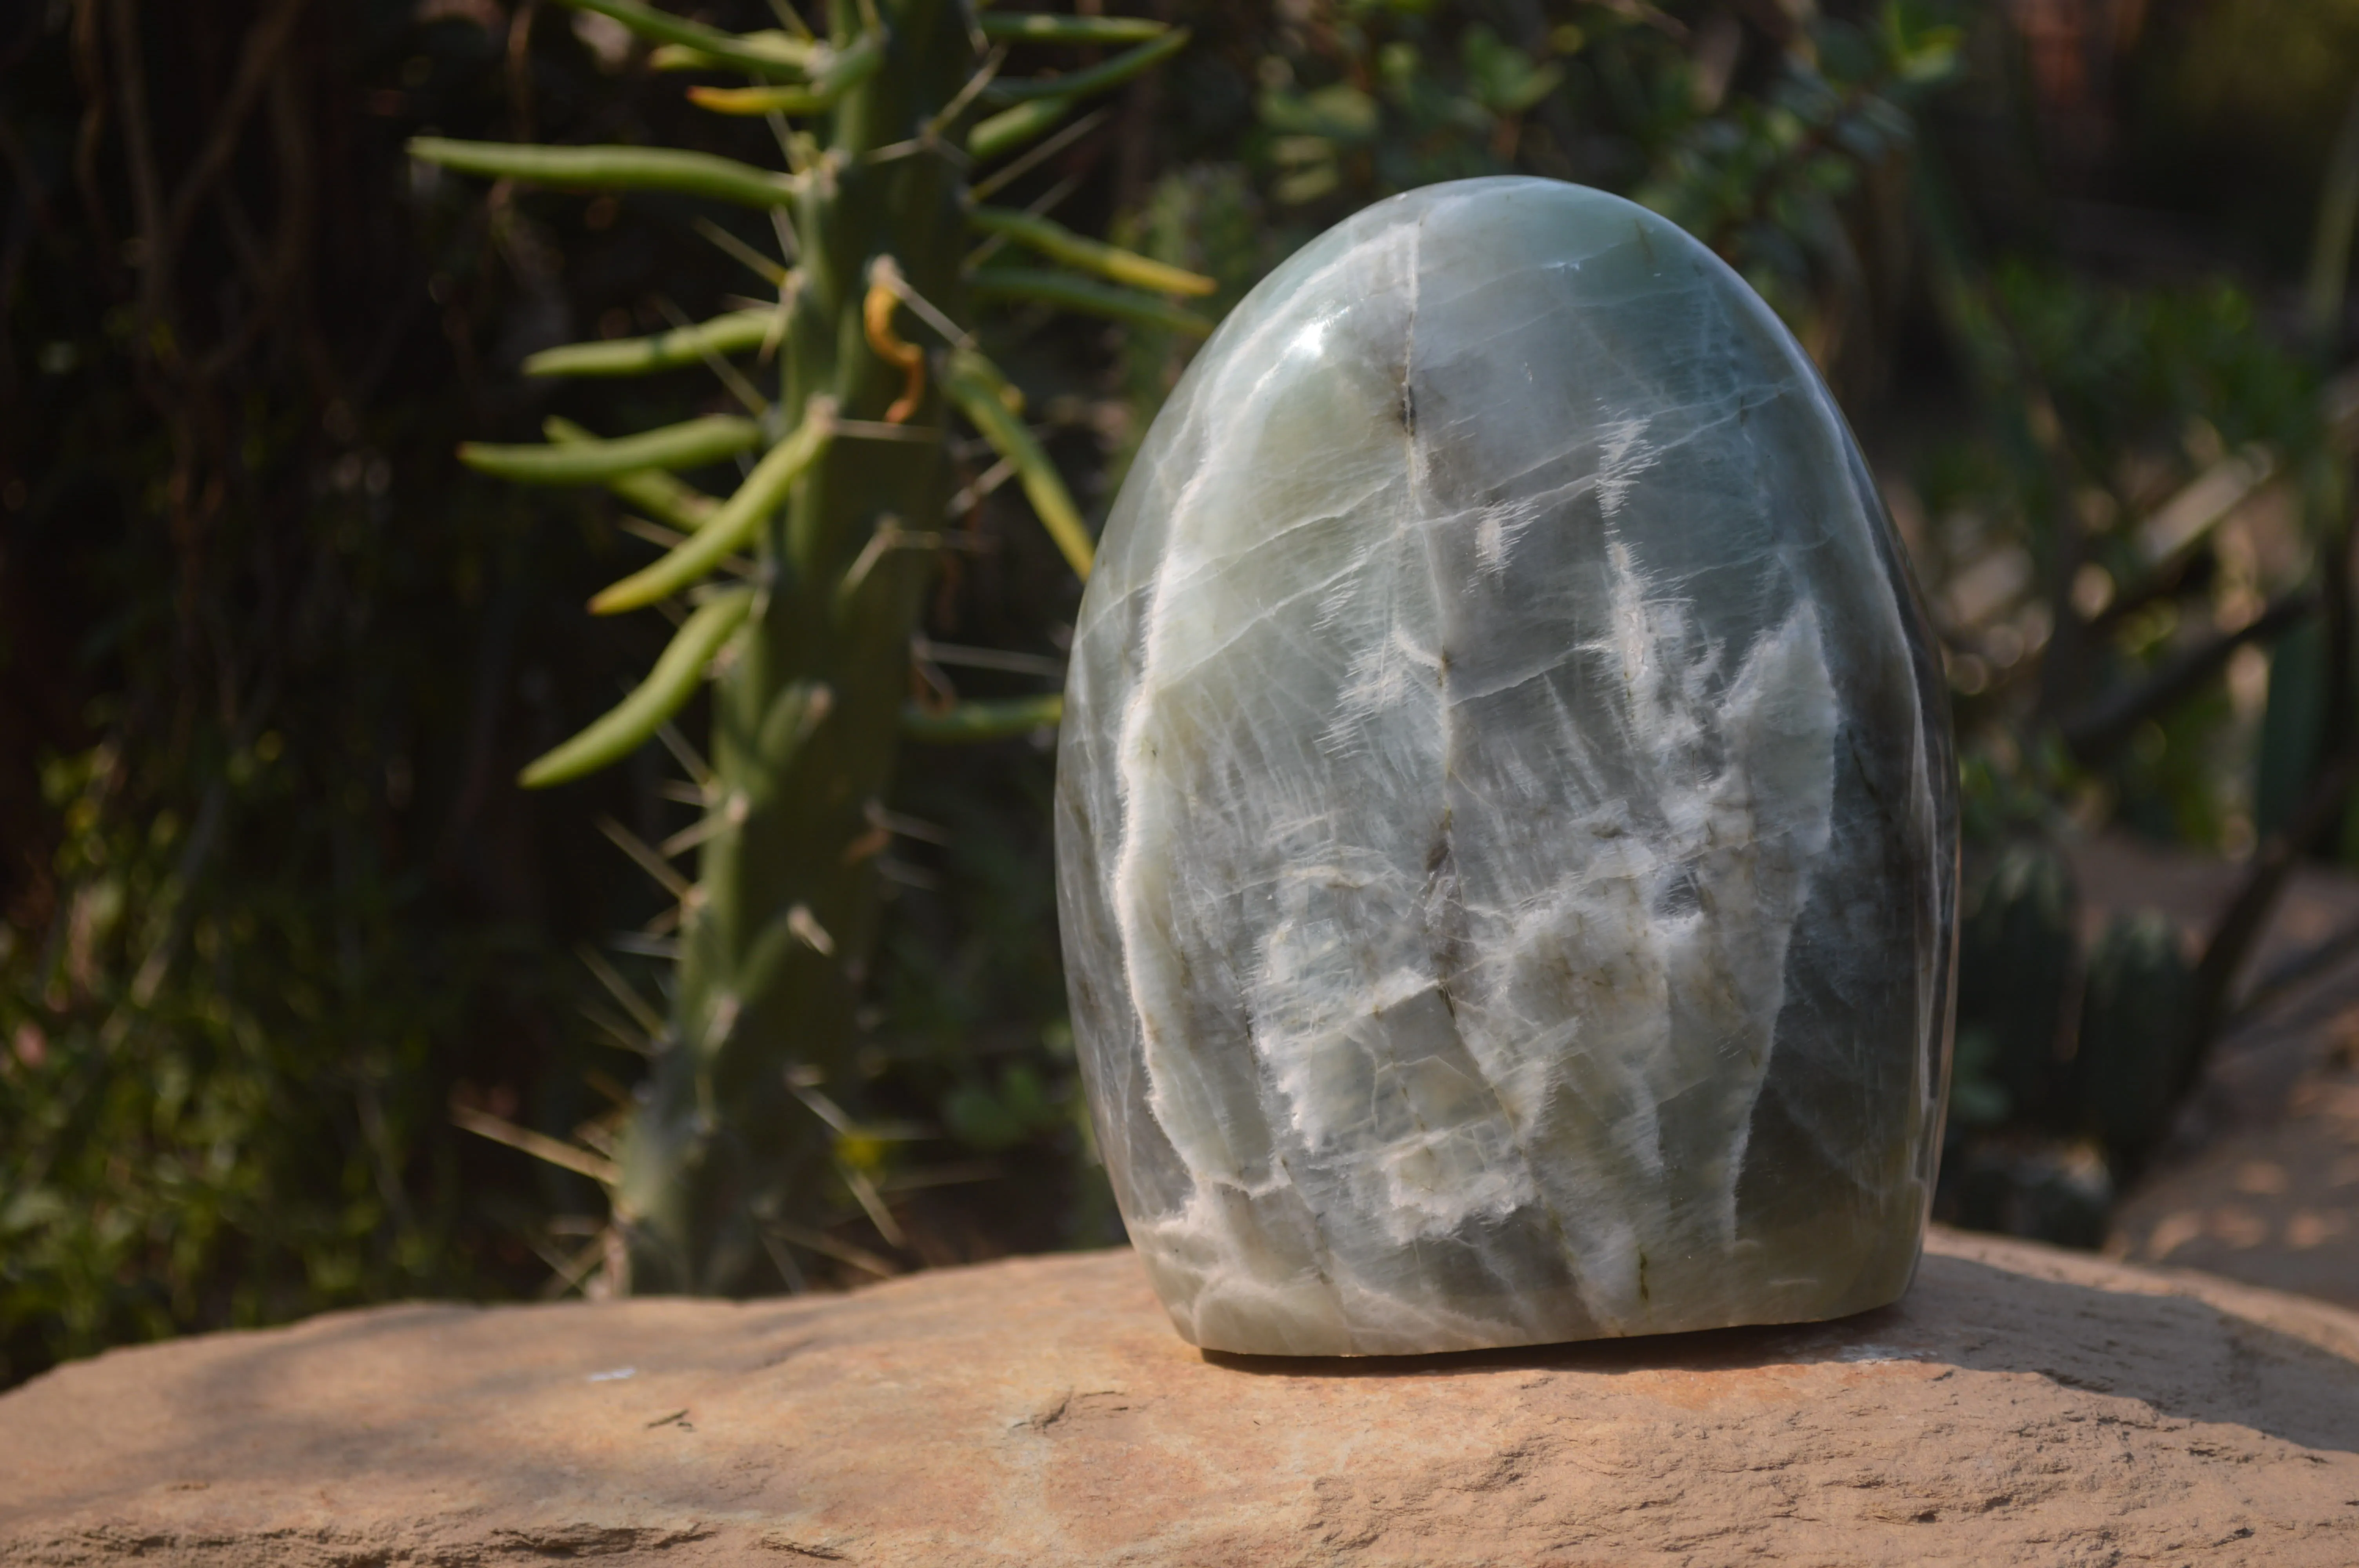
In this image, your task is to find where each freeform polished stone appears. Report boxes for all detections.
[1056,177,1957,1356]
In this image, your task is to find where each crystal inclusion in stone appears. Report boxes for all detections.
[1055,178,1957,1356]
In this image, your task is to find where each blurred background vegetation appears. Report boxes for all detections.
[9,0,2359,1386]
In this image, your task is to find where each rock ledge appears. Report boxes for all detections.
[5,1228,2359,1565]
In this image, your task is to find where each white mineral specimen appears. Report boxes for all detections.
[1056,178,1957,1356]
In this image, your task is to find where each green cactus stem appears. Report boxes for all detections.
[413,0,1210,1295]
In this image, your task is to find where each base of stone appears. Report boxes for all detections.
[5,1227,2357,1565]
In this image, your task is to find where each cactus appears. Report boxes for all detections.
[2254,615,2326,845]
[2072,910,2198,1169]
[1937,1133,2114,1250]
[411,0,1209,1294]
[1953,836,2079,1129]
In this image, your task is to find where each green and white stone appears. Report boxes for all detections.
[1056,178,1957,1356]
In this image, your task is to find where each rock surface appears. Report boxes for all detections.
[1058,177,1955,1355]
[5,1228,2359,1566]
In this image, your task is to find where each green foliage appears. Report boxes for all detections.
[1114,0,2359,1256]
[1120,1,1959,456]
[868,743,1118,1250]
[18,0,2359,1376]
[1919,216,2345,1238]
[0,738,520,1377]
[1637,7,1958,330]
[0,0,774,1385]
[1920,254,2330,828]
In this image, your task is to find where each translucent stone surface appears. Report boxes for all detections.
[1056,178,1957,1356]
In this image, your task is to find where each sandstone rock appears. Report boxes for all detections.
[4,1228,2358,1566]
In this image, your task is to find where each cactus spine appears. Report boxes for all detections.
[413,0,1207,1294]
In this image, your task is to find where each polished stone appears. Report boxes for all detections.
[1056,177,1957,1356]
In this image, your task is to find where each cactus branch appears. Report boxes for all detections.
[552,0,821,76]
[901,693,1064,741]
[545,418,721,530]
[967,107,1109,200]
[647,298,774,416]
[943,348,1093,576]
[964,203,1214,295]
[686,34,887,116]
[463,414,761,484]
[976,13,1169,43]
[967,97,1077,162]
[519,588,755,787]
[408,137,805,208]
[590,400,838,613]
[980,29,1189,105]
[526,309,777,377]
[969,266,1212,335]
